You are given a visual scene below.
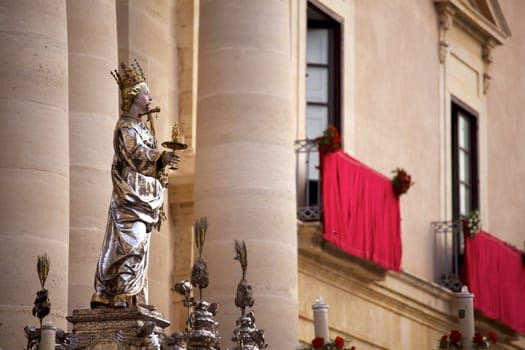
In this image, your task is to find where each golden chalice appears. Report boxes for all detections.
[162,123,187,169]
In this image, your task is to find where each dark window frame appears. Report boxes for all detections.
[451,98,480,222]
[306,2,342,131]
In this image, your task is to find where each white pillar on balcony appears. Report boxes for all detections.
[457,285,475,350]
[312,296,330,341]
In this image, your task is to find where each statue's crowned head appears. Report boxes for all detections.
[111,59,148,113]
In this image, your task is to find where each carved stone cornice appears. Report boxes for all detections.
[434,0,510,45]
[297,223,521,346]
[434,0,510,93]
[297,223,456,332]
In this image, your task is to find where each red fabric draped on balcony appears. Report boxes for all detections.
[321,151,402,271]
[463,231,525,333]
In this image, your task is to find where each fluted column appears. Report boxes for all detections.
[195,2,298,349]
[0,1,69,349]
[66,0,118,313]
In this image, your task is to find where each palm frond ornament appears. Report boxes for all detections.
[234,240,248,280]
[191,217,209,300]
[234,240,254,316]
[32,254,51,328]
[232,241,268,349]
[37,254,50,289]
[194,217,207,258]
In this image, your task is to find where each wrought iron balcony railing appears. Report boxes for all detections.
[433,220,463,292]
[295,139,321,222]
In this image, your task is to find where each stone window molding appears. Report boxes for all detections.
[434,0,511,93]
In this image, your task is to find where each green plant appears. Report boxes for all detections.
[316,126,341,154]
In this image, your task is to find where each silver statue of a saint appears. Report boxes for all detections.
[91,60,179,308]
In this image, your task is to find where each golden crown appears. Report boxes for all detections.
[111,59,146,90]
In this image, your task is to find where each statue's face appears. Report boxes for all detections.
[134,84,152,113]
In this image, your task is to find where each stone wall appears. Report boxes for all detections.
[487,0,525,248]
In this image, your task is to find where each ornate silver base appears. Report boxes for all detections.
[231,311,267,350]
[66,306,171,349]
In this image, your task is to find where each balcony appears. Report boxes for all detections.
[296,142,525,335]
[432,220,463,292]
[295,139,321,222]
[295,137,458,282]
[295,143,402,271]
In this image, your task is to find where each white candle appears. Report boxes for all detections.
[40,319,56,350]
[456,286,475,350]
[312,296,330,341]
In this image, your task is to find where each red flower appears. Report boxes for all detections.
[472,333,484,345]
[391,167,414,196]
[334,336,344,348]
[316,126,341,154]
[439,334,449,348]
[449,330,462,343]
[312,336,325,348]
[487,331,497,344]
[350,347,355,350]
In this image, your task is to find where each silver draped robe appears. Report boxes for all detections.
[91,116,164,307]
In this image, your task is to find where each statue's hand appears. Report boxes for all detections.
[160,151,180,170]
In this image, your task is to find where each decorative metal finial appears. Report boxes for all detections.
[191,217,209,300]
[232,311,267,350]
[167,332,187,350]
[172,217,221,350]
[234,240,253,317]
[187,300,221,349]
[173,280,194,334]
[33,254,51,328]
[232,241,267,350]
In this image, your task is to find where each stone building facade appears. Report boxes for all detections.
[0,0,524,349]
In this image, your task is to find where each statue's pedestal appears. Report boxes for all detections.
[66,306,170,349]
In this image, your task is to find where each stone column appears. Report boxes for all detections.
[195,2,298,349]
[66,0,119,313]
[0,1,69,349]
